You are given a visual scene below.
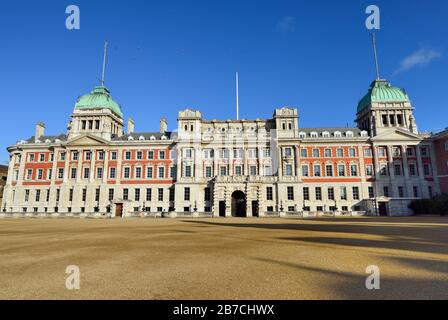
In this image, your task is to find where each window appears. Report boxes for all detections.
[125,151,131,160]
[301,164,309,177]
[303,187,310,200]
[421,147,428,157]
[266,187,273,201]
[69,188,73,202]
[338,164,345,176]
[398,186,404,198]
[26,169,33,180]
[287,186,294,200]
[301,149,307,157]
[406,148,414,157]
[71,168,77,179]
[158,167,165,178]
[204,188,211,201]
[382,115,388,125]
[413,186,419,198]
[350,164,358,176]
[25,190,30,202]
[324,149,332,157]
[312,149,320,157]
[394,164,402,176]
[111,151,117,160]
[336,148,343,157]
[123,188,129,201]
[58,168,64,179]
[146,188,152,201]
[123,167,130,179]
[109,167,116,179]
[170,166,176,179]
[250,166,257,176]
[366,165,373,176]
[136,151,142,160]
[185,165,192,177]
[284,164,292,176]
[349,148,356,157]
[60,152,66,161]
[248,149,257,159]
[95,188,101,202]
[364,148,372,157]
[219,149,228,159]
[428,186,433,198]
[340,187,347,200]
[205,166,213,178]
[263,149,271,158]
[82,188,87,202]
[97,167,103,179]
[383,186,390,197]
[144,167,152,179]
[423,164,431,176]
[353,187,359,200]
[328,187,335,200]
[29,154,35,162]
[313,165,321,177]
[378,147,386,157]
[147,151,154,160]
[184,148,193,159]
[39,154,45,162]
[135,188,140,201]
[95,120,100,130]
[35,190,41,202]
[409,164,417,176]
[368,187,374,198]
[393,147,401,157]
[315,187,322,200]
[135,167,141,179]
[234,166,242,176]
[264,166,272,176]
[158,188,163,201]
[83,168,90,179]
[380,164,388,176]
[108,189,114,201]
[98,151,105,160]
[56,189,60,202]
[284,148,292,157]
[204,149,214,159]
[233,149,242,159]
[85,151,92,161]
[184,187,190,201]
[220,166,227,176]
[37,169,43,180]
[326,165,333,177]
[159,150,166,160]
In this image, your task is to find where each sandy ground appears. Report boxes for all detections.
[0,216,447,300]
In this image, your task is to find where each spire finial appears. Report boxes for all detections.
[371,33,380,80]
[101,41,108,86]
[236,72,240,120]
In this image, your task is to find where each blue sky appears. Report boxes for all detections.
[0,0,447,163]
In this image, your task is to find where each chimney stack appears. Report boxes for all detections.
[160,117,168,134]
[35,122,45,141]
[127,118,135,134]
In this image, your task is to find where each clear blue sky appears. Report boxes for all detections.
[0,0,447,163]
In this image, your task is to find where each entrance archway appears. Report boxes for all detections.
[231,191,246,217]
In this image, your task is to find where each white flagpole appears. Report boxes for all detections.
[236,72,239,120]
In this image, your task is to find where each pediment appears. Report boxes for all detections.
[65,134,109,146]
[372,128,422,142]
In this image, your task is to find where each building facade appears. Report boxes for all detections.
[1,79,442,217]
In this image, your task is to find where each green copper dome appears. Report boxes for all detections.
[74,86,123,118]
[357,79,409,113]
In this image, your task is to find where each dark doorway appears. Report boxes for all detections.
[219,201,226,217]
[252,201,259,217]
[231,191,246,217]
[115,203,123,217]
[378,202,388,216]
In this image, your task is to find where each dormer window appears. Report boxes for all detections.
[139,136,145,141]
[150,136,156,140]
[322,131,330,138]
[310,132,318,138]
[161,135,167,140]
[334,131,342,137]
[45,139,51,144]
[360,131,368,137]
[128,136,134,141]
[346,131,354,137]
[299,132,306,138]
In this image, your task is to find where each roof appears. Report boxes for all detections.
[298,127,367,138]
[113,132,176,141]
[74,86,123,118]
[357,79,410,113]
[23,134,68,144]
